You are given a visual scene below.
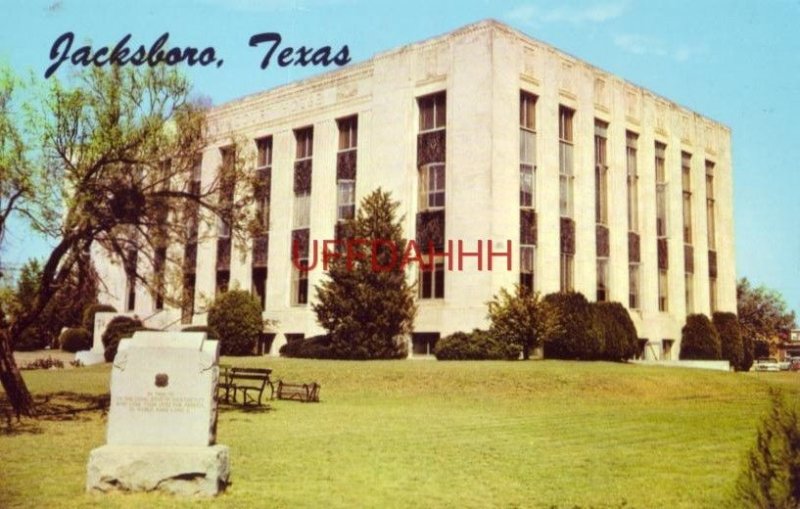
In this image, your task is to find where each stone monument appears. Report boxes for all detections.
[86,331,230,497]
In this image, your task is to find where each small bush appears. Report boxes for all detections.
[735,392,800,507]
[101,316,144,362]
[59,327,92,353]
[207,290,263,356]
[81,303,117,331]
[435,329,520,361]
[22,356,65,370]
[590,302,638,362]
[713,312,744,370]
[280,335,335,359]
[181,325,219,339]
[679,314,721,360]
[542,292,598,360]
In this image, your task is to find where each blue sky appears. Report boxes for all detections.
[1,0,798,316]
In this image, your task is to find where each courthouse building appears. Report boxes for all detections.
[94,20,736,359]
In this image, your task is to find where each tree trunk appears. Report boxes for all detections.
[0,328,35,418]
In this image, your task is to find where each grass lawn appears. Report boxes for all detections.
[1,357,797,508]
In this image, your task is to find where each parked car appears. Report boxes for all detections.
[753,358,780,372]
[791,359,800,372]
[778,359,792,371]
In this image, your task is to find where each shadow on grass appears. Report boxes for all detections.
[1,391,109,435]
[217,401,273,415]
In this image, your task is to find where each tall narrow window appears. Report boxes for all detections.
[252,136,272,310]
[336,116,358,222]
[626,132,639,232]
[597,258,609,302]
[685,272,695,315]
[182,155,202,323]
[292,127,313,305]
[417,92,446,300]
[216,148,235,296]
[594,120,609,225]
[337,180,356,221]
[658,269,669,312]
[682,152,693,244]
[629,264,640,309]
[706,161,716,250]
[709,276,718,312]
[520,91,537,293]
[153,246,166,310]
[655,142,668,238]
[627,132,640,311]
[255,137,272,232]
[560,253,574,292]
[419,93,446,132]
[559,106,575,218]
[707,160,717,313]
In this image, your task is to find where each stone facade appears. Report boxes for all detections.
[93,20,736,359]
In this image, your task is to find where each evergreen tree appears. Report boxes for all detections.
[313,189,415,359]
[679,314,721,360]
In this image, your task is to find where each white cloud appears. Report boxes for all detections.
[613,33,706,62]
[506,1,628,26]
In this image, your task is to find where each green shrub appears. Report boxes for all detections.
[713,312,744,370]
[435,329,520,361]
[590,302,638,362]
[542,292,598,360]
[81,303,117,331]
[59,327,92,353]
[280,334,335,359]
[21,356,64,370]
[207,290,263,356]
[101,315,144,362]
[679,314,721,360]
[487,286,561,359]
[735,392,800,507]
[181,325,219,339]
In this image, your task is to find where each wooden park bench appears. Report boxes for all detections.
[217,364,235,403]
[218,367,274,406]
[276,380,321,403]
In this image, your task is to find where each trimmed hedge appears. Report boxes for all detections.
[59,327,92,353]
[590,302,638,362]
[435,329,520,361]
[279,335,335,359]
[82,303,117,331]
[713,312,744,370]
[101,316,144,362]
[542,292,598,360]
[207,290,263,356]
[680,314,721,360]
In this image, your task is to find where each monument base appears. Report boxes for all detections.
[86,444,230,497]
[75,350,106,366]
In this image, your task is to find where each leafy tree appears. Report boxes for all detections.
[735,392,800,507]
[487,285,561,360]
[313,189,415,359]
[542,292,597,360]
[679,314,721,360]
[0,65,248,417]
[590,301,638,362]
[713,311,745,371]
[737,278,796,358]
[207,290,265,356]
